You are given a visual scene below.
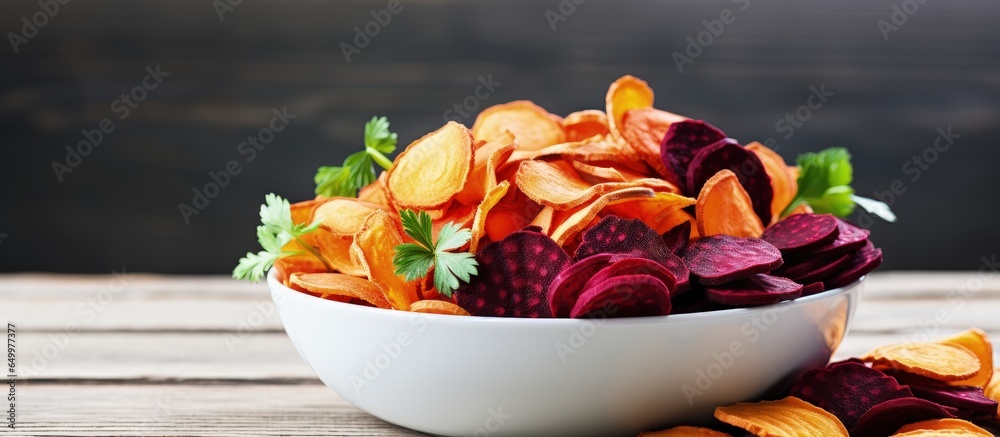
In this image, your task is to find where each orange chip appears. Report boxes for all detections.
[862,342,981,382]
[549,187,655,246]
[715,396,849,437]
[387,121,475,210]
[505,138,590,164]
[607,192,695,228]
[572,160,628,183]
[621,107,687,183]
[746,142,797,225]
[409,300,471,316]
[313,198,387,238]
[892,418,993,436]
[273,253,329,285]
[986,367,1000,418]
[455,131,516,205]
[605,75,654,143]
[516,160,600,210]
[695,170,765,238]
[469,181,510,253]
[290,272,392,309]
[529,205,555,235]
[313,231,367,277]
[935,328,994,388]
[483,192,544,242]
[351,210,420,310]
[654,208,698,237]
[471,101,566,151]
[357,171,393,209]
[639,426,731,437]
[561,109,610,142]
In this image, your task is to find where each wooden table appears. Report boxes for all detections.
[4,272,999,436]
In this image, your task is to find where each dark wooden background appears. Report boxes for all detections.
[2,0,998,273]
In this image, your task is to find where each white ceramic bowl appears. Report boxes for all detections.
[269,270,863,437]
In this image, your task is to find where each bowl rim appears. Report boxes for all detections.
[268,269,863,326]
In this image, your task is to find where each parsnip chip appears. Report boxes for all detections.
[561,109,610,142]
[455,131,516,205]
[549,187,655,246]
[605,75,654,142]
[892,418,993,436]
[863,343,981,382]
[621,107,687,183]
[935,328,994,388]
[469,181,510,253]
[695,170,765,238]
[290,272,392,309]
[351,210,420,310]
[313,198,386,237]
[714,396,849,437]
[639,425,731,436]
[409,300,471,316]
[387,121,474,210]
[746,142,797,225]
[471,101,565,151]
[313,231,367,277]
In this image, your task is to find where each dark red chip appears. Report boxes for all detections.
[883,369,999,420]
[585,257,676,296]
[686,139,774,226]
[761,214,839,253]
[806,218,871,258]
[661,221,691,256]
[823,241,883,290]
[684,235,783,285]
[456,228,571,318]
[547,254,613,318]
[788,360,913,431]
[800,281,826,296]
[575,215,669,263]
[660,120,727,193]
[657,251,690,295]
[775,253,851,284]
[703,273,803,306]
[852,397,957,437]
[670,287,725,314]
[570,274,672,318]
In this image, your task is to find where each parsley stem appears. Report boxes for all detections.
[294,235,334,272]
[366,147,394,171]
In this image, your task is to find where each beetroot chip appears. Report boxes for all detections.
[586,257,676,294]
[761,213,839,253]
[775,253,851,284]
[704,273,803,306]
[823,241,883,289]
[547,254,613,318]
[456,228,571,318]
[660,120,727,193]
[661,221,691,256]
[670,288,725,314]
[853,397,957,437]
[806,218,871,258]
[569,274,671,318]
[658,251,690,294]
[883,370,999,419]
[686,139,774,225]
[684,235,783,285]
[576,215,690,293]
[788,361,913,431]
[800,281,826,296]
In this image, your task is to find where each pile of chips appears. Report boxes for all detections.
[640,329,1000,436]
[273,75,886,318]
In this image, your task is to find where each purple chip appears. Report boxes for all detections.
[761,213,839,253]
[569,274,672,318]
[775,253,852,284]
[547,254,613,318]
[788,360,913,431]
[575,216,670,263]
[661,221,691,256]
[703,273,803,306]
[585,257,676,296]
[684,235,783,285]
[800,281,826,296]
[823,241,883,290]
[883,369,999,420]
[686,139,774,226]
[660,120,727,193]
[852,397,957,437]
[805,219,871,258]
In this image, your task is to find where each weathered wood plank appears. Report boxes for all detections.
[16,383,425,436]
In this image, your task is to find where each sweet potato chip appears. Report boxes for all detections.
[313,231,367,277]
[549,187,655,246]
[936,328,994,388]
[863,343,981,382]
[714,396,849,437]
[621,107,687,183]
[351,210,420,310]
[469,181,510,253]
[639,426,731,437]
[313,198,387,238]
[387,121,475,210]
[455,131,516,205]
[695,169,765,238]
[471,101,565,151]
[605,75,654,142]
[892,418,993,436]
[290,272,392,309]
[561,109,610,142]
[746,142,797,225]
[409,300,471,316]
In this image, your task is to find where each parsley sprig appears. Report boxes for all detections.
[392,210,478,298]
[315,116,397,197]
[233,193,330,282]
[783,147,896,222]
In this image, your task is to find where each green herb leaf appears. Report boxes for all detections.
[392,209,478,298]
[314,116,397,197]
[233,193,330,283]
[783,147,895,223]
